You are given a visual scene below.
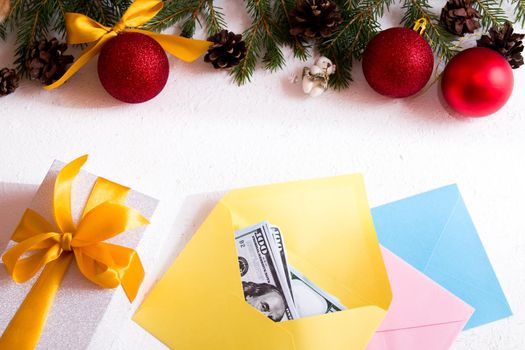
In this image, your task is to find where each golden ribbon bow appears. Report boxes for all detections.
[0,155,150,350]
[45,0,211,90]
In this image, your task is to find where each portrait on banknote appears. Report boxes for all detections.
[234,221,346,322]
[242,281,287,321]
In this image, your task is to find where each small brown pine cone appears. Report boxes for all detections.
[289,0,343,39]
[0,68,19,96]
[440,0,481,36]
[204,30,247,69]
[26,37,74,85]
[477,21,524,69]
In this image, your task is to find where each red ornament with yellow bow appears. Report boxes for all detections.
[46,0,211,103]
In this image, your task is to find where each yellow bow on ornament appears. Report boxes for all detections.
[0,155,150,350]
[45,0,211,90]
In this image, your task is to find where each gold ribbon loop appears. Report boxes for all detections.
[0,155,150,349]
[65,13,112,43]
[3,232,63,283]
[45,0,211,90]
[118,0,163,28]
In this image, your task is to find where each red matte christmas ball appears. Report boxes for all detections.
[441,47,513,117]
[98,32,169,103]
[362,27,434,98]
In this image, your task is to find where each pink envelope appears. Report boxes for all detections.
[367,248,474,350]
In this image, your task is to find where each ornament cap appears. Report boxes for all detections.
[413,18,427,35]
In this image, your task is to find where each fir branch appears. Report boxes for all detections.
[112,0,134,17]
[512,0,525,26]
[473,0,509,29]
[319,0,393,89]
[144,0,225,37]
[14,0,54,74]
[180,0,205,37]
[274,0,309,60]
[1,0,524,89]
[179,0,225,37]
[8,0,130,74]
[63,0,130,27]
[143,1,198,32]
[231,0,285,84]
[0,22,5,40]
[263,32,286,71]
[51,0,67,35]
[401,0,458,62]
[202,0,226,36]
[231,19,263,85]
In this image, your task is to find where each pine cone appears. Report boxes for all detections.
[204,30,247,69]
[0,68,19,96]
[477,21,524,69]
[440,0,481,36]
[26,37,74,85]
[289,0,343,39]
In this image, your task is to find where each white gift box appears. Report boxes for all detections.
[0,160,158,350]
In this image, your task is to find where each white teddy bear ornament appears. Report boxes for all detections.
[302,56,336,97]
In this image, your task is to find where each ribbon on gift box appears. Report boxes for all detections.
[0,155,150,350]
[45,0,211,90]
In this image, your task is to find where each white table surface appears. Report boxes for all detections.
[0,1,524,349]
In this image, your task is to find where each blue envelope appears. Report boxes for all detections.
[372,184,512,329]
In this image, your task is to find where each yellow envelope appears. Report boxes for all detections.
[134,175,392,350]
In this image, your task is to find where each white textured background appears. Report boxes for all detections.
[0,1,524,349]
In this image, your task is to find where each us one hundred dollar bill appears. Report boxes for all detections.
[235,222,299,322]
[235,221,346,321]
[269,225,293,294]
[289,266,346,317]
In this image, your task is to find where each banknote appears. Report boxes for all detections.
[269,225,293,293]
[289,266,346,317]
[235,222,299,322]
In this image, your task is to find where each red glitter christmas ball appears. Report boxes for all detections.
[441,47,513,117]
[362,27,434,98]
[98,32,169,103]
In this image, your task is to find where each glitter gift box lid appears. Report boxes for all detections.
[0,160,158,350]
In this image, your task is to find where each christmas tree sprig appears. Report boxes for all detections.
[143,0,226,37]
[512,0,525,26]
[1,0,131,75]
[231,0,285,85]
[472,0,509,29]
[274,0,309,60]
[318,0,394,89]
[1,0,524,89]
[12,0,54,75]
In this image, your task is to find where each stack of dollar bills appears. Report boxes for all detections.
[235,222,346,322]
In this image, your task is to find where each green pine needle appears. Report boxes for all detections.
[274,0,310,61]
[231,20,264,85]
[231,0,286,84]
[473,0,509,29]
[203,0,226,36]
[511,0,525,26]
[319,0,393,90]
[14,0,53,74]
[143,0,225,37]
